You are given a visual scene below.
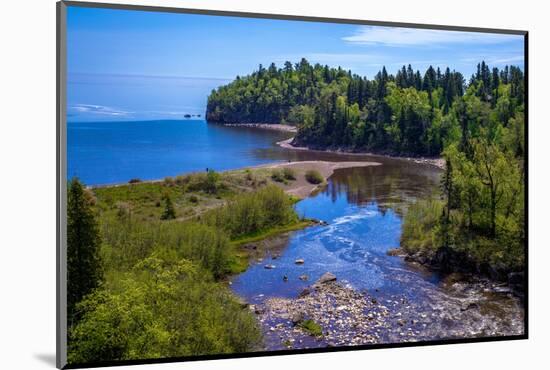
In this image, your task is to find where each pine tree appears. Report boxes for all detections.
[440,155,454,247]
[67,178,103,327]
[161,194,176,220]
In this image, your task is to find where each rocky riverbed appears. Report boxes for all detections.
[245,271,524,351]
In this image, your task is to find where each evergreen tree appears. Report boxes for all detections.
[161,194,176,220]
[67,178,103,327]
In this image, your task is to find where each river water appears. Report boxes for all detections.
[231,150,525,350]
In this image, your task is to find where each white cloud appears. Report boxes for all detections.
[459,55,524,65]
[343,26,520,46]
[486,55,525,65]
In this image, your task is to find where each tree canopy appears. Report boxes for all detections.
[206,59,524,157]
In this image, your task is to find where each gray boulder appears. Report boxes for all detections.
[316,272,337,284]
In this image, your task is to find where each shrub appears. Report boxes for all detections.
[160,195,176,220]
[188,194,199,203]
[305,170,323,184]
[282,167,296,181]
[175,175,186,186]
[299,319,323,337]
[128,178,141,184]
[401,199,443,256]
[271,169,285,183]
[203,185,298,238]
[205,169,220,194]
[68,257,261,363]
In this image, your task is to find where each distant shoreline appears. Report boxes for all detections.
[210,122,297,133]
[277,137,445,170]
[213,122,445,170]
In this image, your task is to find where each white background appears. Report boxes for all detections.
[0,0,546,369]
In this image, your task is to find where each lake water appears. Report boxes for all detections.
[67,119,290,185]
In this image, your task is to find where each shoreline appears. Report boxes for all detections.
[277,137,445,170]
[253,160,380,199]
[210,122,298,133]
[211,123,444,170]
[88,160,381,199]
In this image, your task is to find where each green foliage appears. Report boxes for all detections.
[160,194,176,220]
[203,184,299,239]
[68,256,261,364]
[401,199,445,256]
[205,169,221,194]
[100,216,230,278]
[67,178,103,327]
[68,181,305,363]
[305,170,323,184]
[207,59,524,158]
[282,167,296,181]
[298,319,323,337]
[400,75,525,275]
[270,169,286,183]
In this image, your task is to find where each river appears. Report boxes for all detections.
[231,138,525,350]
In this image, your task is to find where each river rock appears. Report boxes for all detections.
[290,311,304,325]
[460,302,479,311]
[386,248,403,256]
[299,274,309,281]
[295,258,305,264]
[299,287,311,297]
[316,272,337,285]
[264,264,276,269]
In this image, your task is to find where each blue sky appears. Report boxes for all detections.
[67,6,524,121]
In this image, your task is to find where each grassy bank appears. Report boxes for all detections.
[68,168,315,364]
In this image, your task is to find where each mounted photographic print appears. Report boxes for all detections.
[56,1,528,368]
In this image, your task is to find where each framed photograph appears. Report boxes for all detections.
[57,1,527,368]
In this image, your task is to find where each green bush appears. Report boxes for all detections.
[164,177,176,187]
[70,183,302,364]
[100,216,230,278]
[282,167,296,181]
[160,194,176,220]
[203,184,298,238]
[68,256,260,364]
[299,319,323,337]
[401,199,444,256]
[305,170,323,184]
[270,169,286,183]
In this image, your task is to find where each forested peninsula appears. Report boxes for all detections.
[207,59,525,282]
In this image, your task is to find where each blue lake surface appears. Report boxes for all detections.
[67,119,290,185]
